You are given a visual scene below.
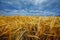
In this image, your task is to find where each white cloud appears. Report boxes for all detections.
[34,0,48,5]
[0,9,56,16]
[0,0,59,16]
[0,8,57,16]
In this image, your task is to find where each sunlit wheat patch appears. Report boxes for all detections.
[0,16,60,40]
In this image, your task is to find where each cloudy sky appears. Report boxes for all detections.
[0,0,60,16]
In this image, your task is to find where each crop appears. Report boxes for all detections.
[0,16,60,40]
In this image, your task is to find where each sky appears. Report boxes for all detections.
[0,0,60,16]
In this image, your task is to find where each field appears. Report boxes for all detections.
[0,16,60,40]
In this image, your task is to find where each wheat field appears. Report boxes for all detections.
[0,16,60,40]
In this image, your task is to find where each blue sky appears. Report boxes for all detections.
[0,0,60,16]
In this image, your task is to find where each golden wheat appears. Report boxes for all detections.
[0,16,60,40]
